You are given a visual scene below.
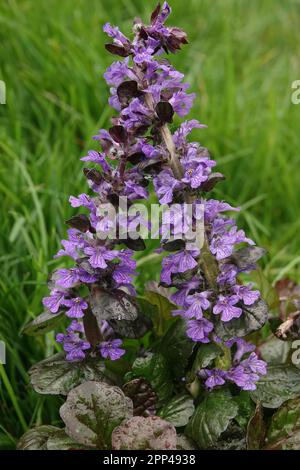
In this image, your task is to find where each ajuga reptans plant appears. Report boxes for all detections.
[19,3,299,451]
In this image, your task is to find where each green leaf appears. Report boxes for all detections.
[209,423,246,450]
[258,337,290,365]
[144,285,176,336]
[265,397,300,449]
[17,426,60,450]
[60,381,133,449]
[233,391,255,430]
[29,352,114,395]
[130,353,173,404]
[246,403,265,450]
[215,298,268,340]
[21,310,64,336]
[251,365,300,408]
[159,318,195,379]
[46,428,92,450]
[185,389,238,449]
[192,343,223,373]
[158,394,195,427]
[112,416,177,450]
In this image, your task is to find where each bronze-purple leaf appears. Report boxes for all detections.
[105,43,130,57]
[150,2,161,23]
[109,125,128,144]
[83,167,102,185]
[201,172,225,192]
[155,101,174,123]
[66,214,91,233]
[117,80,139,108]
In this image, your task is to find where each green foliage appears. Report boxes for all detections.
[158,318,195,379]
[251,365,300,408]
[185,388,239,449]
[21,311,65,336]
[158,394,194,427]
[127,353,173,405]
[59,381,133,448]
[265,397,300,450]
[29,352,114,395]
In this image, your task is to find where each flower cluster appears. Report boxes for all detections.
[98,2,267,389]
[42,2,266,391]
[198,338,267,391]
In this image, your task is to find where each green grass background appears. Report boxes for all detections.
[0,0,300,448]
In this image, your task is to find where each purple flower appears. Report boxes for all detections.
[225,365,259,391]
[241,352,267,375]
[186,318,213,343]
[171,277,200,306]
[121,98,152,131]
[67,320,84,333]
[170,91,195,117]
[173,119,205,146]
[183,292,211,319]
[63,297,88,318]
[77,268,99,284]
[213,294,243,322]
[112,262,136,286]
[80,151,111,173]
[84,245,117,269]
[176,248,199,273]
[199,368,227,389]
[232,284,260,306]
[217,263,238,286]
[99,339,125,360]
[204,199,239,223]
[103,58,130,87]
[225,337,255,363]
[141,142,161,158]
[182,163,209,189]
[155,1,172,24]
[210,231,237,260]
[43,289,67,313]
[55,268,80,288]
[103,23,129,46]
[56,331,90,362]
[153,169,181,204]
[123,180,148,200]
[161,249,199,285]
[69,193,93,209]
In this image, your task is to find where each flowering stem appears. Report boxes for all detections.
[160,124,183,180]
[200,237,219,289]
[145,91,218,285]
